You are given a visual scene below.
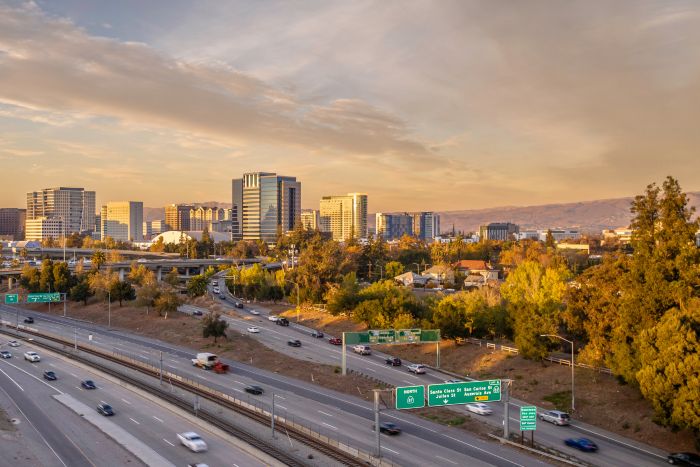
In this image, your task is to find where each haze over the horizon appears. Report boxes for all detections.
[1,0,699,211]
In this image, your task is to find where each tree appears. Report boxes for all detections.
[501,260,571,359]
[128,263,153,286]
[154,290,181,319]
[164,267,180,287]
[202,312,228,343]
[110,280,136,307]
[384,261,404,279]
[187,275,209,298]
[70,278,93,305]
[150,237,165,252]
[19,264,40,292]
[324,272,360,315]
[39,258,55,292]
[52,261,72,293]
[545,229,556,249]
[636,300,700,433]
[431,291,487,339]
[135,281,160,315]
[91,250,106,270]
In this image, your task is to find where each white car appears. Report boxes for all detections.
[24,351,40,362]
[267,315,279,322]
[213,287,220,294]
[249,309,260,316]
[466,403,493,415]
[177,432,207,452]
[247,326,260,333]
[444,379,462,384]
[8,340,20,347]
[407,364,426,374]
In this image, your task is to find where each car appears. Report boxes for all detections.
[407,364,426,374]
[539,410,571,426]
[8,341,20,347]
[96,402,114,416]
[268,315,279,322]
[177,432,207,452]
[234,302,244,309]
[24,351,40,362]
[212,280,218,286]
[192,310,203,316]
[445,379,462,383]
[311,330,324,338]
[466,403,493,415]
[667,452,700,466]
[43,370,57,381]
[81,380,97,390]
[0,351,12,359]
[353,345,371,355]
[276,317,289,326]
[247,326,260,333]
[385,357,402,366]
[372,422,401,435]
[23,317,34,324]
[287,339,302,347]
[328,337,342,345]
[249,309,260,316]
[213,288,220,294]
[244,385,264,395]
[564,438,598,452]
[188,464,210,467]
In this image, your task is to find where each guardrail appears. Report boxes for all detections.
[2,323,394,467]
[455,336,612,375]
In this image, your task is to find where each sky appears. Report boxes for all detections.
[1,0,699,212]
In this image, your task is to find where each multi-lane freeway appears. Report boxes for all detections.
[0,332,274,467]
[0,286,671,467]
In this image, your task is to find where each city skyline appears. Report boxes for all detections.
[1,1,700,211]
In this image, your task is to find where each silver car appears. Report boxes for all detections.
[539,410,570,426]
[407,364,426,374]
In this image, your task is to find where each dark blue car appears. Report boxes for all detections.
[564,438,598,452]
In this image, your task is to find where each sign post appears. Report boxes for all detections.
[396,385,425,410]
[428,380,501,407]
[4,294,19,304]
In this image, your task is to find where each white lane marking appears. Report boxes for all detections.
[163,438,174,446]
[166,364,176,368]
[0,367,24,391]
[275,395,285,400]
[121,398,131,405]
[0,384,68,467]
[231,380,245,385]
[129,417,140,425]
[383,447,399,454]
[153,416,164,423]
[49,363,56,368]
[436,455,458,465]
[232,388,244,393]
[70,373,78,378]
[366,367,376,372]
[443,434,525,467]
[0,359,62,394]
[276,405,287,410]
[138,354,148,359]
[318,410,333,417]
[402,380,414,384]
[75,386,82,390]
[321,422,337,430]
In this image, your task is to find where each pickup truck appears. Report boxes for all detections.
[191,352,218,369]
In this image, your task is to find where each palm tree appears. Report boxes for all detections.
[91,250,106,271]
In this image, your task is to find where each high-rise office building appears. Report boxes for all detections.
[300,209,320,230]
[319,193,368,241]
[189,206,226,231]
[376,212,413,240]
[26,187,95,235]
[231,172,301,243]
[479,222,519,241]
[0,208,26,240]
[164,204,193,231]
[143,220,166,239]
[25,217,63,241]
[101,201,144,242]
[412,212,441,241]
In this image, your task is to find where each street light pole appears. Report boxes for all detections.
[540,334,575,411]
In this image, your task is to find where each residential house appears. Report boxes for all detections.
[394,271,428,287]
[421,265,455,285]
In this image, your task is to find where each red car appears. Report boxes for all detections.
[328,337,342,345]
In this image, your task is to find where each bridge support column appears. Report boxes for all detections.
[119,268,125,281]
[8,277,14,290]
[199,266,205,275]
[185,268,190,278]
[157,266,162,282]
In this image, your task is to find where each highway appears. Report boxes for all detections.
[207,281,670,467]
[0,303,549,467]
[0,335,271,467]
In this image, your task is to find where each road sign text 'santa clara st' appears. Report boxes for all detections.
[428,380,501,407]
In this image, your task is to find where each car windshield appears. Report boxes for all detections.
[188,435,202,441]
[561,414,571,419]
[103,405,112,410]
[85,380,93,384]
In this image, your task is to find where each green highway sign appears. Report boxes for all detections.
[4,294,19,304]
[396,385,425,410]
[369,329,396,344]
[520,406,537,431]
[428,380,501,407]
[27,292,61,303]
[396,329,422,343]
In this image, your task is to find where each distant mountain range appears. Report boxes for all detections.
[436,192,700,234]
[144,193,700,234]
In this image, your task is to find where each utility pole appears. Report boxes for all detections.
[373,389,381,458]
[159,351,163,384]
[271,393,276,438]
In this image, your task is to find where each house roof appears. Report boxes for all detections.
[422,264,453,275]
[453,260,490,270]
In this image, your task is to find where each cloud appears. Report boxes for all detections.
[0,3,430,163]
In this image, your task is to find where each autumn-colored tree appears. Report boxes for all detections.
[164,267,180,287]
[636,300,700,434]
[154,290,181,319]
[91,250,106,270]
[202,312,228,342]
[384,261,404,279]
